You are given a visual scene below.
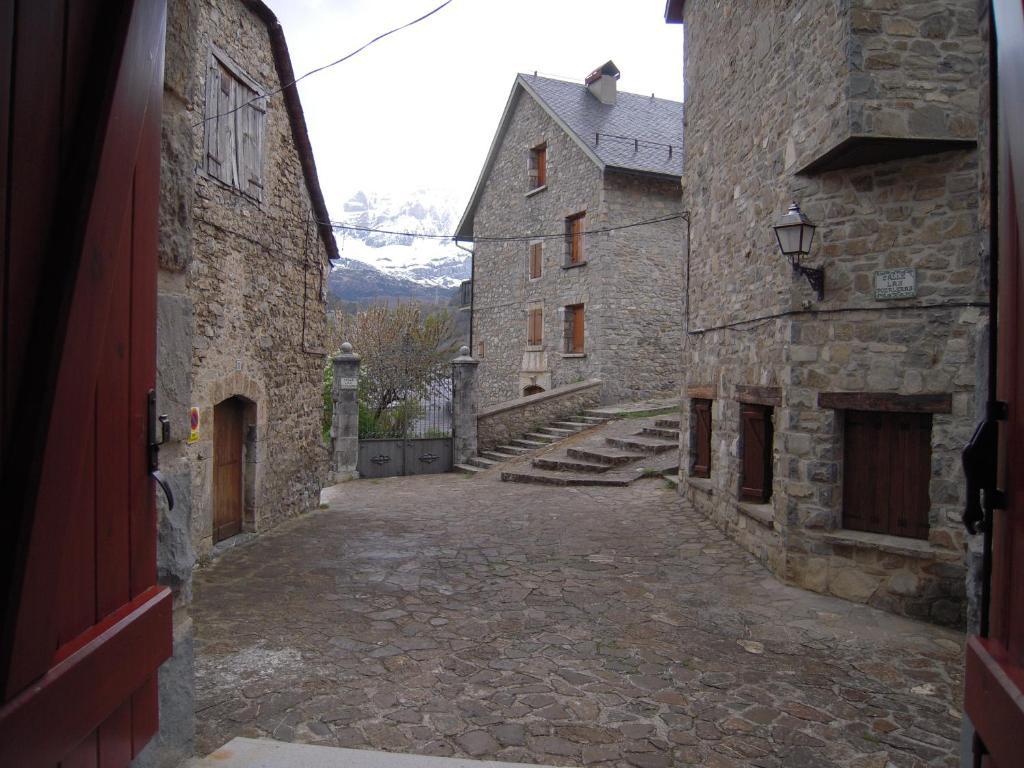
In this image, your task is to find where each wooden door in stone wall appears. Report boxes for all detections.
[214,398,244,543]
[963,1,1024,765]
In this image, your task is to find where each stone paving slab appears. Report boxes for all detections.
[193,472,964,767]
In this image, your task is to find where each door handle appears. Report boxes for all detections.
[148,389,174,510]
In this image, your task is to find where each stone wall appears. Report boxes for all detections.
[676,0,986,628]
[143,1,330,762]
[470,85,683,408]
[182,0,330,561]
[477,380,602,452]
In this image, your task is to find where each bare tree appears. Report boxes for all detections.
[333,304,456,431]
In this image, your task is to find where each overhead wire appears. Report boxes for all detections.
[191,0,455,129]
[317,211,690,243]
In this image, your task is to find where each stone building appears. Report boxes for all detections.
[146,0,338,763]
[456,63,685,406]
[665,0,986,628]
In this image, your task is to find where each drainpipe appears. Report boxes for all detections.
[455,239,475,353]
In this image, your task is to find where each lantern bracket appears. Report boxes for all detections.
[795,264,825,301]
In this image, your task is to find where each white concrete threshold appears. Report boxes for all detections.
[189,738,565,768]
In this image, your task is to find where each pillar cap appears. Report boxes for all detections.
[333,341,361,362]
[453,345,478,364]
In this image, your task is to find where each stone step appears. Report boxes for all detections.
[655,418,681,429]
[524,432,557,443]
[509,437,548,449]
[493,444,530,456]
[536,427,575,437]
[454,463,482,475]
[190,737,559,768]
[550,421,587,432]
[567,447,647,466]
[582,409,612,419]
[572,415,608,424]
[501,469,631,487]
[480,450,512,462]
[467,456,498,469]
[641,427,680,440]
[605,436,678,454]
[532,456,611,473]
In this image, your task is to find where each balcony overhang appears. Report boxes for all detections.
[797,134,977,176]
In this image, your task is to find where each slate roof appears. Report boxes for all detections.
[456,73,684,240]
[519,74,684,178]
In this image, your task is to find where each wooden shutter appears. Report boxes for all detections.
[571,214,584,264]
[536,145,546,187]
[691,399,711,478]
[740,404,772,502]
[237,82,264,201]
[205,61,223,180]
[843,411,930,540]
[529,243,542,279]
[220,67,239,188]
[567,304,584,353]
[527,308,542,345]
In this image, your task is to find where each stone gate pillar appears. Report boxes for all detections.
[331,342,361,481]
[452,346,479,465]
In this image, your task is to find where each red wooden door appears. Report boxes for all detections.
[964,1,1024,765]
[0,1,171,766]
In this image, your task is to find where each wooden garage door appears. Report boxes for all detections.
[0,1,171,765]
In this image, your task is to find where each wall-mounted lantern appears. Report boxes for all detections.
[773,202,824,301]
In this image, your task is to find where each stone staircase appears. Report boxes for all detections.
[499,417,680,487]
[454,411,609,475]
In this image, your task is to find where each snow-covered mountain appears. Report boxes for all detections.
[335,189,470,289]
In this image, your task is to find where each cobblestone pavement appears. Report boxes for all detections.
[194,473,964,767]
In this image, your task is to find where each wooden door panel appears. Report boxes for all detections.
[214,399,244,543]
[964,1,1024,765]
[0,1,170,765]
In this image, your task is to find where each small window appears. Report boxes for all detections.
[565,212,585,265]
[843,411,931,540]
[528,143,547,189]
[690,399,712,478]
[529,243,543,279]
[527,307,543,346]
[564,304,585,353]
[740,403,773,503]
[204,54,265,201]
[476,340,485,358]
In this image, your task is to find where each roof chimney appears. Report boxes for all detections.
[585,60,620,105]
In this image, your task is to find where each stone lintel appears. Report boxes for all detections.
[735,385,782,406]
[818,391,952,414]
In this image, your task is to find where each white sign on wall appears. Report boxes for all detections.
[337,377,358,389]
[874,267,917,300]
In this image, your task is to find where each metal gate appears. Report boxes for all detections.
[357,376,453,478]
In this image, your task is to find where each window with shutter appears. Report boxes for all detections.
[204,52,265,201]
[564,304,584,353]
[843,411,931,540]
[690,398,712,478]
[529,242,543,279]
[739,403,773,502]
[528,143,546,189]
[564,212,585,265]
[527,308,543,345]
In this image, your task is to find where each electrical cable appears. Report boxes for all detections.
[318,211,689,243]
[192,0,455,129]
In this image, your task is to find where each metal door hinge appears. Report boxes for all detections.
[962,400,1008,534]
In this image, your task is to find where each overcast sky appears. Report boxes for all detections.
[264,0,684,220]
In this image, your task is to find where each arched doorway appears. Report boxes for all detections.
[213,396,255,543]
[523,384,545,396]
